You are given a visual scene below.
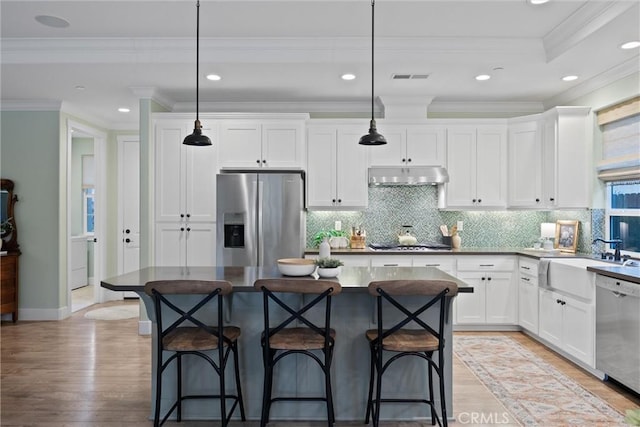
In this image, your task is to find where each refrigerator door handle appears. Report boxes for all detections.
[257,179,263,266]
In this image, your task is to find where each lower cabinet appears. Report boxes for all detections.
[370,255,413,267]
[538,287,594,367]
[155,222,216,267]
[518,258,539,334]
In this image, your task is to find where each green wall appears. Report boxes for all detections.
[0,111,61,313]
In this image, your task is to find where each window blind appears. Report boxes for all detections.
[597,97,640,181]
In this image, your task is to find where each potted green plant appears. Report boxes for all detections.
[313,257,344,278]
[311,229,349,248]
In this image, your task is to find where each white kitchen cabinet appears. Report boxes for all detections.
[454,256,516,325]
[445,125,507,209]
[218,119,305,169]
[517,258,539,334]
[307,125,369,209]
[507,107,591,209]
[412,256,455,274]
[154,119,217,223]
[538,287,594,366]
[155,222,216,267]
[370,256,413,267]
[369,123,446,167]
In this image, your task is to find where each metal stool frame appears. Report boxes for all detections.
[254,278,342,427]
[145,280,246,427]
[364,280,457,427]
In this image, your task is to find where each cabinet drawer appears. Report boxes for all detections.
[457,256,515,272]
[519,258,539,277]
[412,256,455,273]
[371,256,412,267]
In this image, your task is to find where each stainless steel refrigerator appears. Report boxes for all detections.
[216,170,306,267]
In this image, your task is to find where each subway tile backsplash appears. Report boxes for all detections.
[307,186,600,253]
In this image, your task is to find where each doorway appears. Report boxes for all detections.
[66,120,109,314]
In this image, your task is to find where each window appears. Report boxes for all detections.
[83,187,95,235]
[606,180,640,256]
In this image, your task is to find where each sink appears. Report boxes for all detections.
[547,258,613,299]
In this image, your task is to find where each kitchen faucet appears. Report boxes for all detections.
[592,238,623,261]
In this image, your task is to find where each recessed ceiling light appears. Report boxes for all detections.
[528,0,550,4]
[118,108,130,113]
[75,85,86,91]
[206,74,221,81]
[341,73,356,81]
[620,41,640,50]
[475,74,491,81]
[562,75,578,81]
[35,15,70,28]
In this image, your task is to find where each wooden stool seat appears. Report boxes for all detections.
[268,327,337,350]
[365,329,439,353]
[163,326,241,352]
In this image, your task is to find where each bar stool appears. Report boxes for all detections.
[364,279,458,427]
[254,278,342,427]
[145,280,246,427]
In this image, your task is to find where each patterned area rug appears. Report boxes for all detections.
[454,335,627,427]
[84,304,139,320]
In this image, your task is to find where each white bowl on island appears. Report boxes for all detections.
[277,258,316,276]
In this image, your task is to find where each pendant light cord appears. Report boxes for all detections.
[196,0,201,122]
[371,0,375,121]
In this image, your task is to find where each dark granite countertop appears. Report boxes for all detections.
[586,265,640,284]
[305,247,591,260]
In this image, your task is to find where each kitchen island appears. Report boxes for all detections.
[101,266,471,422]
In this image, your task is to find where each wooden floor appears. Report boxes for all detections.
[1,301,638,426]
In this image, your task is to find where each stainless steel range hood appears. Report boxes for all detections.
[368,166,449,186]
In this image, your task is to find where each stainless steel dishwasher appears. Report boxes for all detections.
[595,274,640,394]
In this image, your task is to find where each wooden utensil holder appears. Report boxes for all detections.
[350,235,366,249]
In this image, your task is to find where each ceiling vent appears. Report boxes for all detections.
[391,74,430,80]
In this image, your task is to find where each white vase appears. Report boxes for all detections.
[319,238,331,258]
[452,234,461,249]
[317,266,341,278]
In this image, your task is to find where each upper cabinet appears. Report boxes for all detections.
[307,124,369,210]
[154,119,218,223]
[444,125,507,209]
[369,122,447,167]
[507,107,591,209]
[218,118,306,169]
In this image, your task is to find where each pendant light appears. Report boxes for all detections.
[359,0,386,146]
[183,0,212,146]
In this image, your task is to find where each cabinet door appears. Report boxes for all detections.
[185,223,216,267]
[475,126,507,208]
[406,126,446,166]
[446,127,477,207]
[336,128,369,208]
[562,296,594,366]
[538,288,563,348]
[307,127,337,208]
[485,272,516,324]
[518,277,538,334]
[155,122,186,222]
[262,122,304,168]
[508,121,542,208]
[368,124,405,166]
[184,130,216,222]
[454,272,486,324]
[542,116,558,208]
[219,121,262,168]
[155,223,186,266]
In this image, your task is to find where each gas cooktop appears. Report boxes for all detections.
[368,242,451,251]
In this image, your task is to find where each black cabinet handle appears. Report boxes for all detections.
[550,197,555,201]
[481,277,486,281]
[125,229,130,234]
[262,159,266,163]
[535,198,540,202]
[125,238,131,243]
[487,277,492,281]
[337,199,342,203]
[180,214,185,218]
[407,158,412,163]
[186,213,191,218]
[478,199,482,203]
[522,277,530,282]
[401,158,406,163]
[556,299,561,304]
[472,199,477,203]
[256,159,260,164]
[186,227,191,232]
[180,227,185,231]
[332,199,336,203]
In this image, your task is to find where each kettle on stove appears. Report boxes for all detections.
[398,225,418,245]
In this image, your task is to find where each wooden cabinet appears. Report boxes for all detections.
[369,123,446,167]
[518,258,539,333]
[1,252,19,322]
[218,119,306,169]
[307,125,369,209]
[507,107,591,209]
[445,126,507,209]
[539,287,594,366]
[454,256,516,325]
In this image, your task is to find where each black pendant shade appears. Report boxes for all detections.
[183,1,211,146]
[359,0,386,146]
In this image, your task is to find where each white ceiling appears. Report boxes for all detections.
[1,0,639,129]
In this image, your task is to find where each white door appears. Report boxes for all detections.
[368,124,405,166]
[336,127,369,208]
[538,288,563,347]
[446,127,477,207]
[406,126,446,166]
[119,136,140,298]
[219,121,262,168]
[562,296,594,366]
[475,126,507,208]
[307,127,338,208]
[262,122,304,168]
[508,121,542,208]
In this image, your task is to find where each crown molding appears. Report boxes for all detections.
[544,1,636,62]
[172,100,372,114]
[428,101,544,115]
